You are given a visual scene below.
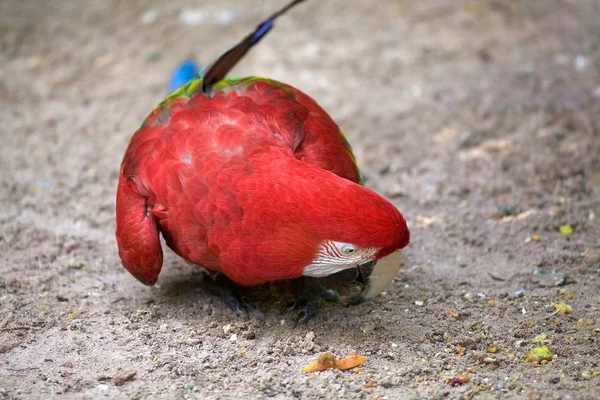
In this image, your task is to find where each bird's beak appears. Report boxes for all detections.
[350,250,402,304]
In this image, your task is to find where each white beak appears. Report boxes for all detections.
[353,250,402,303]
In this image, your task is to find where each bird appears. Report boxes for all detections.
[116,0,410,321]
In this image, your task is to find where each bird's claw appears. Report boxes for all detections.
[283,278,342,323]
[223,292,253,318]
[285,296,320,323]
[207,273,255,318]
[320,287,340,302]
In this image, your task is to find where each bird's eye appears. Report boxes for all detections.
[341,244,357,254]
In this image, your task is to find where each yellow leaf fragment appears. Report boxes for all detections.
[559,289,574,300]
[553,302,572,314]
[486,344,499,353]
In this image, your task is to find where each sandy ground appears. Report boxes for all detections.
[1,0,600,398]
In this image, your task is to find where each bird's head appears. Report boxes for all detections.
[293,165,410,303]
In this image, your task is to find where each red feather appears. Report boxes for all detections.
[116,78,409,286]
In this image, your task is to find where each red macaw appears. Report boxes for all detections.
[116,0,410,317]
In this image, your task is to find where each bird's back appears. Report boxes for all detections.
[118,77,362,275]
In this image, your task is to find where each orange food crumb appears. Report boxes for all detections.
[447,375,470,386]
[336,353,368,370]
[301,352,368,373]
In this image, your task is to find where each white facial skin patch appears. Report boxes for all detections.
[302,264,355,278]
[302,240,377,278]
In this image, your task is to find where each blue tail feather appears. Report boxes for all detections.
[252,20,274,44]
[168,59,200,92]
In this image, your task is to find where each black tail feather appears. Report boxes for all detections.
[201,0,307,93]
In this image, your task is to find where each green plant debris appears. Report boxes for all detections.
[525,346,553,364]
[559,225,573,236]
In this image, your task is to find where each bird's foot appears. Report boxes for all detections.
[284,278,340,323]
[207,273,254,318]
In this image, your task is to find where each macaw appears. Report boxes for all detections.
[116,0,410,319]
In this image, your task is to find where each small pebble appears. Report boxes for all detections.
[581,371,592,380]
[242,331,255,340]
[179,9,205,26]
[217,10,235,25]
[140,10,158,25]
[379,165,391,175]
[575,55,589,71]
[361,323,376,334]
[493,380,505,390]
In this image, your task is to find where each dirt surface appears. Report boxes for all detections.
[1,0,600,398]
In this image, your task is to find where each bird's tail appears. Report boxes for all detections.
[201,0,307,93]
